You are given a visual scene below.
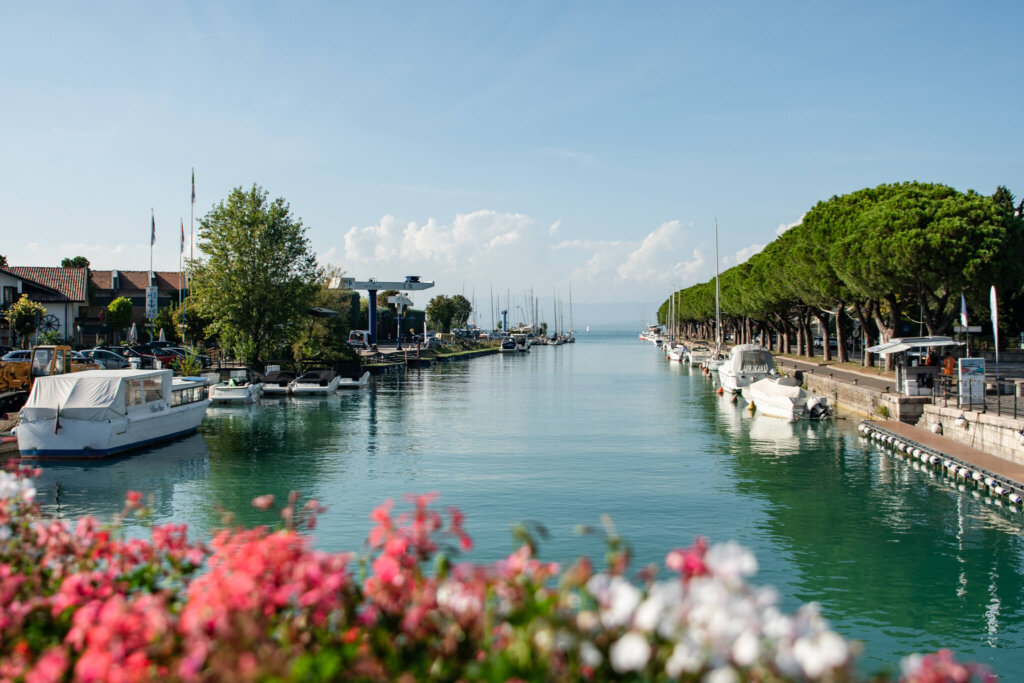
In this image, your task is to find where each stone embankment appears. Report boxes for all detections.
[775,355,1024,469]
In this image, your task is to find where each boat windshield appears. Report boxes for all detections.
[740,350,774,373]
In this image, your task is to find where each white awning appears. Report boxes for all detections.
[866,336,962,355]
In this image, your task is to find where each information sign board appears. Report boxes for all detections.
[958,357,985,407]
[145,286,158,320]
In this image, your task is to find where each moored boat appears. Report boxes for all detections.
[261,369,297,395]
[718,344,776,394]
[289,370,341,395]
[209,371,264,403]
[666,345,687,363]
[337,371,371,389]
[742,375,831,421]
[15,369,209,458]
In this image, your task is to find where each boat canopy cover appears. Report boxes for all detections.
[866,336,962,355]
[749,376,802,401]
[728,345,775,374]
[20,369,171,422]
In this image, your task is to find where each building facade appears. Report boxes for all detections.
[0,267,88,347]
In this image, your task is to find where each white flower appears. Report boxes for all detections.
[705,541,758,584]
[576,610,599,632]
[609,631,651,673]
[792,631,849,678]
[703,665,739,683]
[436,580,482,616]
[665,638,704,677]
[588,574,642,629]
[900,653,924,677]
[0,525,10,541]
[580,640,603,667]
[533,627,554,652]
[634,581,681,632]
[731,629,761,667]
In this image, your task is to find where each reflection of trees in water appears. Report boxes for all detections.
[700,389,1024,665]
[32,433,211,525]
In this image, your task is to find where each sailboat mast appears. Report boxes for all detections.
[715,219,722,349]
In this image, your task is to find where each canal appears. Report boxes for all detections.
[32,331,1024,675]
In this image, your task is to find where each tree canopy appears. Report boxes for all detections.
[4,295,46,348]
[106,297,134,336]
[61,256,90,268]
[659,182,1024,363]
[187,184,322,368]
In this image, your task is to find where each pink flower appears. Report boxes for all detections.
[251,494,275,510]
[25,646,68,683]
[124,490,143,509]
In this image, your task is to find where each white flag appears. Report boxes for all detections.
[991,286,999,365]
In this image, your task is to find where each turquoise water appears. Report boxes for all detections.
[32,332,1024,675]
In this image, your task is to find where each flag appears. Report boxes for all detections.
[151,210,156,246]
[180,219,185,254]
[960,292,967,328]
[191,168,195,204]
[991,286,1000,365]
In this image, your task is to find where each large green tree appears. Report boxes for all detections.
[106,296,134,342]
[426,295,456,332]
[187,184,322,368]
[450,294,472,328]
[60,256,90,268]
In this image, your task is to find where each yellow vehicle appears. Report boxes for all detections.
[0,346,101,413]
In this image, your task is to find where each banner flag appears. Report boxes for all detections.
[991,286,999,365]
[180,219,185,254]
[191,168,196,204]
[960,292,968,328]
[150,210,156,246]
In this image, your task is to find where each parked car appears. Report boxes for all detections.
[0,345,13,357]
[1,350,31,362]
[81,348,130,369]
[124,345,178,368]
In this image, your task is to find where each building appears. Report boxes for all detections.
[0,266,88,346]
[0,266,186,347]
[82,270,187,344]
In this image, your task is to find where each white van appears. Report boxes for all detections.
[347,330,371,349]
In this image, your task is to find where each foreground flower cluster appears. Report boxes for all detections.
[0,465,995,682]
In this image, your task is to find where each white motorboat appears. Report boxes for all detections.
[337,371,371,389]
[16,369,209,458]
[717,344,777,394]
[666,345,687,363]
[290,370,341,395]
[498,336,517,352]
[688,344,711,367]
[511,333,530,352]
[209,370,264,403]
[742,375,831,421]
[261,369,297,395]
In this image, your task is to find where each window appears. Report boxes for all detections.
[125,380,143,407]
[142,378,163,403]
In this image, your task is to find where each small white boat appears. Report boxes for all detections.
[688,344,711,367]
[209,371,263,403]
[742,375,831,421]
[499,336,517,353]
[666,345,687,363]
[262,369,297,395]
[16,369,209,458]
[337,371,371,389]
[718,344,776,394]
[290,370,341,395]
[511,333,530,352]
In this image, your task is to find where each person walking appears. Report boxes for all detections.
[942,352,956,376]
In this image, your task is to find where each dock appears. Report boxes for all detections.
[860,419,1024,503]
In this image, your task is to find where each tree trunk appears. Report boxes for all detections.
[853,300,873,368]
[834,301,848,363]
[813,310,831,362]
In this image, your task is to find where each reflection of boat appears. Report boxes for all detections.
[742,376,831,421]
[337,371,370,389]
[290,370,341,394]
[16,369,209,458]
[210,370,263,403]
[261,369,296,395]
[718,345,776,394]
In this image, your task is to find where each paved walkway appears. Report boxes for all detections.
[773,355,896,393]
[865,419,1024,491]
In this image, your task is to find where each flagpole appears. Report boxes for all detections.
[189,168,195,345]
[178,218,183,312]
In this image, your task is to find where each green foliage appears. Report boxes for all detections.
[291,274,359,365]
[60,256,90,268]
[187,184,323,369]
[0,253,7,267]
[426,295,456,332]
[450,294,472,328]
[37,330,63,345]
[172,349,204,376]
[4,294,46,347]
[152,304,182,343]
[376,289,400,312]
[106,296,134,333]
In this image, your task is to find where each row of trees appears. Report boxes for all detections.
[425,294,472,332]
[659,182,1024,366]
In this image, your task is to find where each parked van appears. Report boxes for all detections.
[347,330,371,349]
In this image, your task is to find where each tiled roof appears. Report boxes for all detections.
[1,267,88,302]
[91,270,186,292]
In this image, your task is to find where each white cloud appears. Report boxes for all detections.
[775,213,805,236]
[548,220,561,236]
[734,243,765,263]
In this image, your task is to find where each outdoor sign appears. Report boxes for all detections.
[958,357,985,408]
[145,286,158,320]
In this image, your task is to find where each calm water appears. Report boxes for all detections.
[32,332,1024,675]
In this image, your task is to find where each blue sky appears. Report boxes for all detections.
[3,1,1021,320]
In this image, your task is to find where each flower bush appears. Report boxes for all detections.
[0,463,996,682]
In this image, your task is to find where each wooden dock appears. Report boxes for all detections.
[862,420,1024,500]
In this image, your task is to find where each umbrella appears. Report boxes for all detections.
[158,328,166,342]
[128,323,137,344]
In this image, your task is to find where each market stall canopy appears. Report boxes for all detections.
[866,336,962,355]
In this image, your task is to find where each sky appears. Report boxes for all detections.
[2,1,1022,324]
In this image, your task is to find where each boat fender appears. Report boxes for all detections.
[972,472,984,482]
[958,467,971,478]
[984,477,996,488]
[931,423,943,435]
[929,455,940,465]
[717,386,724,395]
[1010,493,1023,505]
[747,401,756,414]
[730,393,738,404]
[994,486,1007,496]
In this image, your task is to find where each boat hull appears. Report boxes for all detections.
[17,400,210,458]
[210,383,263,403]
[290,376,341,394]
[337,372,370,389]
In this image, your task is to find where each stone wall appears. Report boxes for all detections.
[916,404,1024,465]
[804,374,929,422]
